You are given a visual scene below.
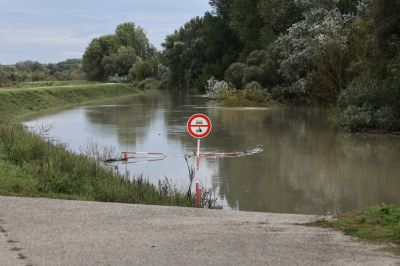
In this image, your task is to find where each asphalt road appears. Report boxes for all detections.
[0,196,398,266]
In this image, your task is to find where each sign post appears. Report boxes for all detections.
[187,114,212,207]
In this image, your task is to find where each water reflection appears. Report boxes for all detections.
[24,93,400,214]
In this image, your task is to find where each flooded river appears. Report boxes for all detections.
[24,92,400,214]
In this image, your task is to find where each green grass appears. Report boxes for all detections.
[0,80,96,89]
[310,204,400,253]
[0,81,193,207]
[0,83,139,118]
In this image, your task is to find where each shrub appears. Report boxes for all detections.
[271,78,311,105]
[246,50,268,66]
[129,59,157,82]
[337,74,383,110]
[242,66,263,85]
[374,106,397,131]
[242,81,266,102]
[259,60,281,89]
[337,74,400,132]
[224,63,247,89]
[339,105,374,132]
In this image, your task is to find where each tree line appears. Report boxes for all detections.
[0,59,85,87]
[161,0,400,133]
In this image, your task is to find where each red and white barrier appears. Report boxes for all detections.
[122,151,166,159]
[112,147,263,164]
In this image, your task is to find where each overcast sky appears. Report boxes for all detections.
[0,0,211,64]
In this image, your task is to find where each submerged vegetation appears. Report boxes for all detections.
[205,77,275,106]
[0,82,193,207]
[311,204,400,253]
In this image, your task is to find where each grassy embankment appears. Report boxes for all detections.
[310,204,400,253]
[0,82,192,206]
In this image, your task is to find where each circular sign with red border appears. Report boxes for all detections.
[187,113,212,139]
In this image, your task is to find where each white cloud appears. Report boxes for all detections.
[0,29,94,46]
[62,51,84,57]
[0,0,211,63]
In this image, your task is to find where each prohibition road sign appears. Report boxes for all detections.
[187,113,212,139]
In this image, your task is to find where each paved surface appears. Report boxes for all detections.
[0,196,399,266]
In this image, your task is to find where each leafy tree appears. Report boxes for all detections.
[229,0,264,56]
[102,46,138,78]
[337,0,359,14]
[200,12,242,82]
[83,22,155,81]
[259,0,303,46]
[162,17,207,89]
[82,35,118,81]
[209,0,231,19]
[115,22,155,58]
[224,63,246,89]
[372,0,400,59]
[246,50,268,66]
[129,59,158,82]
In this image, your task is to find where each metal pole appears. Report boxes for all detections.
[196,139,200,169]
[197,139,200,156]
[195,138,202,207]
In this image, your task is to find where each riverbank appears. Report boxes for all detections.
[0,82,192,206]
[0,82,138,118]
[310,204,400,254]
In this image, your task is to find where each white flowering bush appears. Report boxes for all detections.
[278,8,353,81]
[157,64,170,81]
[276,3,355,103]
[205,77,236,99]
[108,74,128,83]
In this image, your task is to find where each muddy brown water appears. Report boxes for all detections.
[24,93,400,214]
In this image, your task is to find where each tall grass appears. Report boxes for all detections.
[0,117,191,206]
